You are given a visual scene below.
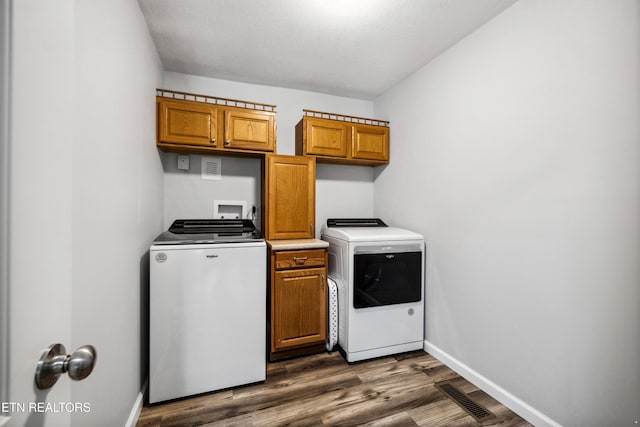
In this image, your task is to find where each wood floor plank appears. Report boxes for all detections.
[360,411,419,427]
[160,372,361,426]
[320,382,443,426]
[421,362,462,384]
[136,351,533,427]
[407,397,476,426]
[135,415,163,427]
[352,354,434,384]
[199,413,254,427]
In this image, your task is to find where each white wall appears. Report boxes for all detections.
[374,0,640,425]
[7,0,164,426]
[161,73,377,234]
[162,154,262,228]
[316,163,374,235]
[70,1,164,425]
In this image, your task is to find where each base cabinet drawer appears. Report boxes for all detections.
[274,249,325,270]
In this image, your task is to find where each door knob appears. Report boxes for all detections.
[35,343,97,389]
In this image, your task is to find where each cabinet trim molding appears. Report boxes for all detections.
[302,109,388,127]
[157,88,276,112]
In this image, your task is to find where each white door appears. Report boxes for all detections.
[0,0,9,419]
[2,1,75,426]
[2,1,165,425]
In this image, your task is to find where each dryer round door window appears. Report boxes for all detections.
[353,251,422,309]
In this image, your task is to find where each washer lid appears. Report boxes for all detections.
[321,224,423,242]
[153,219,263,245]
[326,218,387,228]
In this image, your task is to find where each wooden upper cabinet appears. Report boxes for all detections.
[158,98,218,147]
[303,117,348,158]
[156,90,276,155]
[352,123,389,161]
[224,108,276,152]
[296,111,389,165]
[265,155,316,240]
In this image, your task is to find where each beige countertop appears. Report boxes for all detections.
[266,239,329,251]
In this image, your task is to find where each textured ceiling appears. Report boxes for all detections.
[138,0,518,99]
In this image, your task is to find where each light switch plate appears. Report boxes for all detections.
[177,155,189,170]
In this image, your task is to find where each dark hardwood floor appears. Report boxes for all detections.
[137,350,532,427]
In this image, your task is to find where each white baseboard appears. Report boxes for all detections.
[424,340,561,427]
[124,380,147,427]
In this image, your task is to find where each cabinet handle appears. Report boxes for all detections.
[210,137,216,144]
[322,273,325,290]
[292,256,307,265]
[224,139,231,146]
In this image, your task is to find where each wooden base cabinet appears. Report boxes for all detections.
[269,247,327,361]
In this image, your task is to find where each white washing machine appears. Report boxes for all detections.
[321,218,425,362]
[149,219,266,404]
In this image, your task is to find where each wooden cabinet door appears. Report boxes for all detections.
[305,117,348,158]
[224,108,275,152]
[265,155,315,240]
[272,267,327,352]
[352,123,389,162]
[157,98,218,147]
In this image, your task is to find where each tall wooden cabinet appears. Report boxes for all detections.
[264,154,327,361]
[264,154,316,240]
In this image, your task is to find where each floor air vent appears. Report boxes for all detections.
[435,382,495,421]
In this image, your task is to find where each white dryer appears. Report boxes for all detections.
[321,218,425,362]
